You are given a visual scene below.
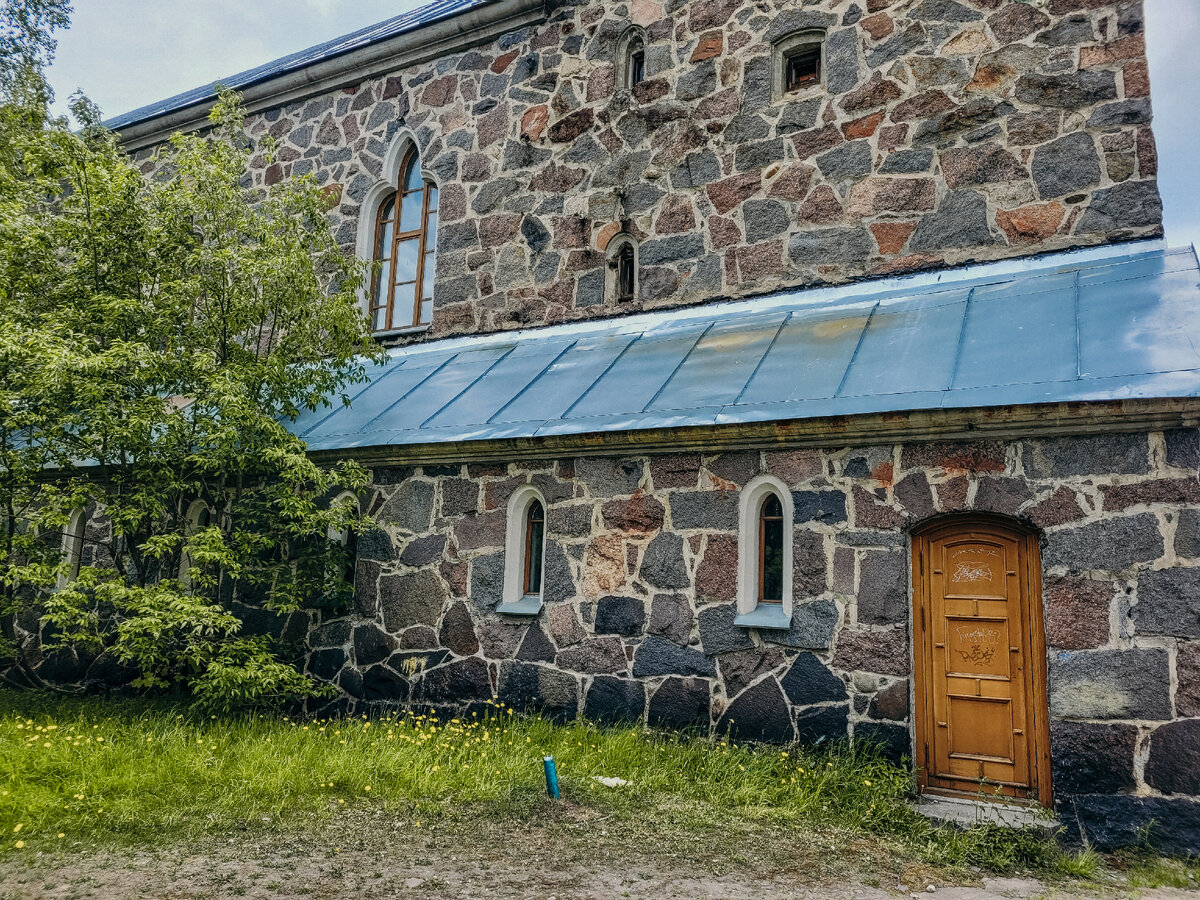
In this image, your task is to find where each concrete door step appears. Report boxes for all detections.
[915,795,1060,834]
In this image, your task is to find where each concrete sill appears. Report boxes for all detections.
[495,596,543,617]
[734,605,791,630]
[374,324,431,340]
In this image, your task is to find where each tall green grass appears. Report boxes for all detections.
[0,691,1092,877]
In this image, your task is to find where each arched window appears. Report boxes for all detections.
[618,28,648,91]
[56,508,86,591]
[606,233,638,304]
[328,491,360,586]
[179,500,213,589]
[370,147,438,333]
[499,486,547,616]
[736,476,794,629]
[522,500,545,598]
[758,494,784,605]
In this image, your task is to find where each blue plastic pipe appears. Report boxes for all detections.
[543,755,560,799]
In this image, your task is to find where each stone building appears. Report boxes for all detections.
[109,0,1199,851]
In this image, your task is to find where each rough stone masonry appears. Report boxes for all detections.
[274,430,1200,852]
[134,0,1163,340]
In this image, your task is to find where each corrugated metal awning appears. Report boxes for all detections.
[292,242,1200,453]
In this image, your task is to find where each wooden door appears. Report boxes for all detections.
[912,517,1051,805]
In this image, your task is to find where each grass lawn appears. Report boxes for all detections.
[0,690,1191,897]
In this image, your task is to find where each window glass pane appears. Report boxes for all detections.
[375,260,391,302]
[378,195,395,226]
[785,46,821,92]
[378,217,394,254]
[427,186,438,213]
[394,238,419,283]
[404,155,422,191]
[524,501,545,596]
[399,190,423,233]
[426,210,437,243]
[761,495,784,603]
[373,306,387,331]
[419,298,432,325]
[631,49,645,86]
[422,251,435,298]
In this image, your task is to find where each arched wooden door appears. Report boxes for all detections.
[912,517,1051,805]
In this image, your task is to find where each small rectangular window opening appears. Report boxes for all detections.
[630,50,645,87]
[784,45,821,93]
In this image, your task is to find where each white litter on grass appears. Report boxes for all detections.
[591,776,630,788]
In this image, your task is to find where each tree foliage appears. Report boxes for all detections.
[0,2,385,708]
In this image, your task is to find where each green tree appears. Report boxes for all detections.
[0,2,385,709]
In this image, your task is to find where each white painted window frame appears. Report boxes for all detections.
[735,475,794,629]
[498,484,547,616]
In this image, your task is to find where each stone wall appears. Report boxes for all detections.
[303,427,1200,851]
[135,0,1162,339]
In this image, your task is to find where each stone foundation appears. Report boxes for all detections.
[302,427,1200,852]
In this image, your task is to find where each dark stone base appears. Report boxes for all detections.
[1059,794,1200,854]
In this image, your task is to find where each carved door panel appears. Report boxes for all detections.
[913,519,1050,804]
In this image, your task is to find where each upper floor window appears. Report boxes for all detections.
[735,476,794,629]
[370,148,438,333]
[607,233,639,304]
[618,28,649,91]
[774,31,824,99]
[498,485,547,616]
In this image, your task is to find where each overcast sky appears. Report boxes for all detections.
[45,0,1200,249]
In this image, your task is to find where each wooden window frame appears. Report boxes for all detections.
[757,493,784,605]
[369,147,437,333]
[773,31,825,100]
[522,500,545,598]
[784,45,821,93]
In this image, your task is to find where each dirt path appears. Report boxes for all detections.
[0,811,1192,900]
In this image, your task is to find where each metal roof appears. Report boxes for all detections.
[291,241,1200,453]
[105,0,495,130]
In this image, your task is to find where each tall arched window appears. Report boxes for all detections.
[499,486,547,616]
[522,500,545,599]
[179,500,213,589]
[328,491,360,586]
[56,508,86,591]
[758,494,784,605]
[736,476,794,629]
[370,148,438,333]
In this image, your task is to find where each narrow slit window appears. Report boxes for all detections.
[758,494,784,604]
[629,44,646,87]
[617,242,636,302]
[370,147,438,333]
[328,493,359,586]
[523,500,545,598]
[784,44,821,93]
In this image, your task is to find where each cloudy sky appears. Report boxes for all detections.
[45,0,1200,249]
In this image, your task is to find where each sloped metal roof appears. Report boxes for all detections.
[292,242,1200,453]
[105,0,495,130]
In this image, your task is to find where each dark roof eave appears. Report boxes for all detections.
[111,0,547,152]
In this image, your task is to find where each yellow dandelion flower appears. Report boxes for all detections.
[12,824,21,832]
[13,840,23,849]
[57,833,64,839]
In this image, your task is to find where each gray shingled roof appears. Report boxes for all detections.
[105,0,494,130]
